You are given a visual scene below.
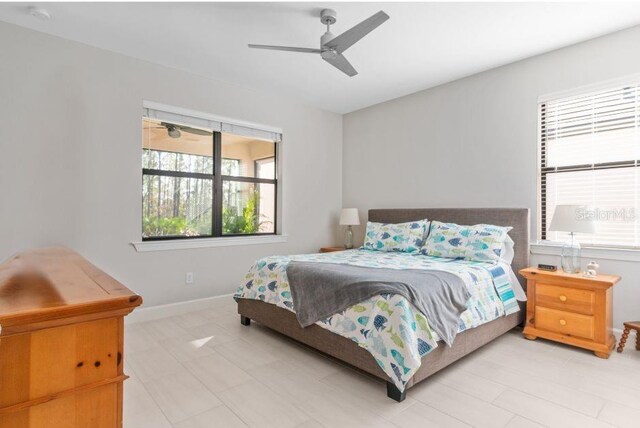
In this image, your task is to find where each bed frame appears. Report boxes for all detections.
[237,208,530,402]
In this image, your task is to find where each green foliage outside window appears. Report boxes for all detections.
[222,190,260,234]
[142,215,211,237]
[143,190,262,236]
[143,216,188,237]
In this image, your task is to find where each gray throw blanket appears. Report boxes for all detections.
[286,262,471,346]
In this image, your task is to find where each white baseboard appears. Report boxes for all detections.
[126,293,234,325]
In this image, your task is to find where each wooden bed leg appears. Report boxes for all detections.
[386,382,406,402]
[240,315,251,326]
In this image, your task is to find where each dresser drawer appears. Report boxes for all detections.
[0,318,119,409]
[535,306,595,340]
[535,283,595,315]
[0,383,118,428]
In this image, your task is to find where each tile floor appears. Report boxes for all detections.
[124,296,640,428]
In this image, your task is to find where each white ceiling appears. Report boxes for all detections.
[2,2,640,114]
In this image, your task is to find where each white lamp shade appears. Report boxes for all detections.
[339,208,360,226]
[549,205,596,234]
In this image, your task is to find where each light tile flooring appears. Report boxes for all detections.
[124,296,640,428]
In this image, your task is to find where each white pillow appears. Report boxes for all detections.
[500,234,515,264]
[498,234,526,300]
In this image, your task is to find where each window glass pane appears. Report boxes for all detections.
[222,158,240,176]
[222,181,275,234]
[221,133,275,178]
[541,83,640,248]
[256,157,276,179]
[544,86,640,168]
[257,182,276,232]
[545,168,640,247]
[143,175,212,238]
[143,118,213,174]
[546,128,640,168]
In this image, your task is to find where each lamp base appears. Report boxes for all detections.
[560,241,581,274]
[344,225,354,249]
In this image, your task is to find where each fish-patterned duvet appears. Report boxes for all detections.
[234,249,519,391]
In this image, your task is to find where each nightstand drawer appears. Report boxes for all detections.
[535,306,595,340]
[535,283,594,315]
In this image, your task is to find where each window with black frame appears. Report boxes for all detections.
[539,82,640,248]
[142,118,278,240]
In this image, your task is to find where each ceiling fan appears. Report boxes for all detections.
[153,122,213,139]
[248,9,389,77]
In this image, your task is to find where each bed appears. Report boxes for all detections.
[236,208,529,401]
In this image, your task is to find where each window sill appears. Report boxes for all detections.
[132,234,288,252]
[531,241,640,262]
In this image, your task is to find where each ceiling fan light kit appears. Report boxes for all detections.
[166,125,181,139]
[248,8,389,77]
[157,122,213,139]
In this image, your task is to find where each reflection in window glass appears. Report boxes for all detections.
[257,182,275,233]
[142,176,212,238]
[221,133,275,178]
[222,181,275,234]
[142,149,213,174]
[222,158,240,176]
[255,157,275,179]
[142,118,213,238]
[142,118,213,173]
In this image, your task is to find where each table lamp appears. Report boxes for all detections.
[339,208,360,249]
[548,205,595,273]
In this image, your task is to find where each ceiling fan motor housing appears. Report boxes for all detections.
[321,30,336,57]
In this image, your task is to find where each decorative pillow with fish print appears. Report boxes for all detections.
[363,220,428,253]
[420,221,512,263]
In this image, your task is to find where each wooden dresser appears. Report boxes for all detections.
[0,248,142,428]
[520,267,620,358]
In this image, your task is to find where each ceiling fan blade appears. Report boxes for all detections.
[248,44,322,54]
[323,10,389,54]
[323,53,358,77]
[179,126,213,136]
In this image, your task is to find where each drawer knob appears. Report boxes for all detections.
[559,295,567,302]
[559,319,567,326]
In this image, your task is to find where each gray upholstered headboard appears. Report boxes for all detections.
[368,208,530,285]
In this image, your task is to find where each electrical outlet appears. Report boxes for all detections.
[185,272,194,284]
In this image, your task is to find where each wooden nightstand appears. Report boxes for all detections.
[520,267,620,358]
[319,246,347,253]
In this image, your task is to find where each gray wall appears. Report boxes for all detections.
[0,22,343,307]
[2,20,638,326]
[343,25,640,328]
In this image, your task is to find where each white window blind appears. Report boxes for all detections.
[142,101,283,142]
[540,81,640,248]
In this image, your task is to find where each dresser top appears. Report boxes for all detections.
[519,267,621,287]
[0,248,142,334]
